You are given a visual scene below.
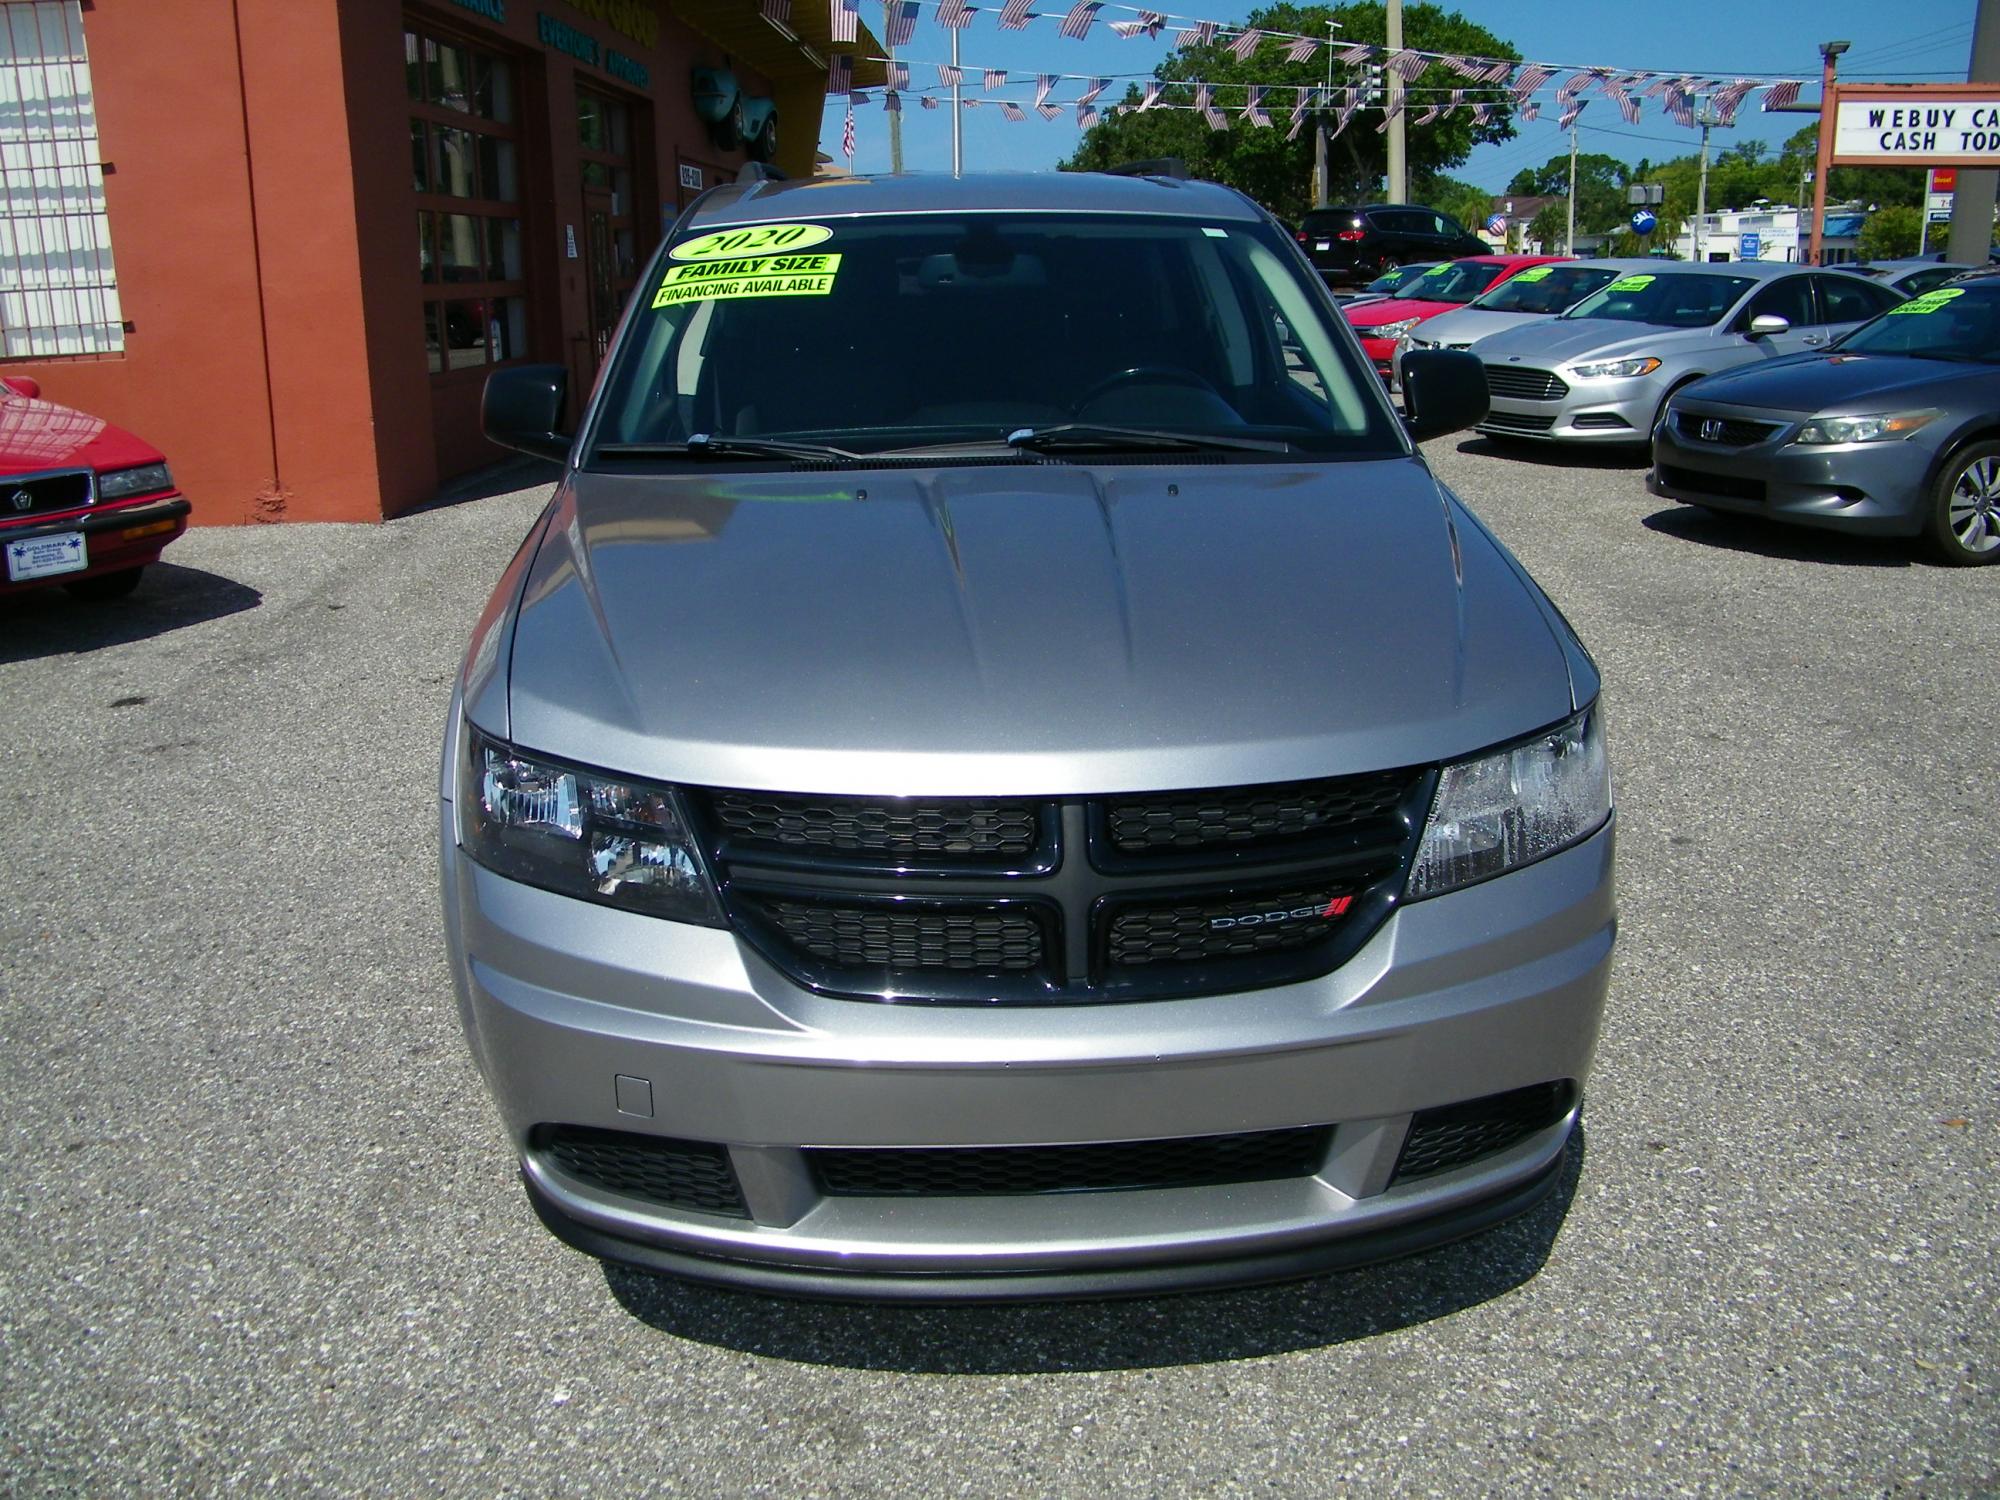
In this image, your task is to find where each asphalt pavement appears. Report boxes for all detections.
[1,442,1994,1496]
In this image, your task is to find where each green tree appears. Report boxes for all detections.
[1781,123,1924,209]
[1061,2,1518,220]
[1425,174,1494,234]
[1859,204,1922,259]
[1527,201,1566,251]
[1505,151,1627,233]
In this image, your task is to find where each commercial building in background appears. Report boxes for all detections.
[1669,205,1866,265]
[0,0,880,524]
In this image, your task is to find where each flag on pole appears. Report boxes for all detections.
[831,0,858,44]
[1058,0,1100,39]
[1762,80,1802,111]
[998,0,1033,27]
[842,103,855,159]
[1284,37,1318,63]
[1226,28,1263,61]
[886,0,919,44]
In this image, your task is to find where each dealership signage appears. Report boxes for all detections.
[536,12,650,88]
[1831,89,2000,166]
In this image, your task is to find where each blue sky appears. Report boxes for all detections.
[836,0,1976,187]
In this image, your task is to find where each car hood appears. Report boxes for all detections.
[1677,351,1998,412]
[1346,296,1460,330]
[0,394,162,474]
[499,462,1576,796]
[1472,316,1717,368]
[1409,308,1543,347]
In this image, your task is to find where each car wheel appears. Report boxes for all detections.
[1927,440,2000,565]
[64,566,144,601]
[1378,255,1401,272]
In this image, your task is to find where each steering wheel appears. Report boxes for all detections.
[1072,365,1218,413]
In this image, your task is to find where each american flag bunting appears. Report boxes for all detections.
[1036,102,1061,119]
[886,61,908,91]
[887,0,919,44]
[1510,64,1553,102]
[1226,28,1262,61]
[1762,80,1802,111]
[999,100,1025,121]
[1195,82,1225,129]
[937,63,962,86]
[920,94,938,108]
[831,0,858,44]
[1058,0,1100,39]
[1078,103,1099,126]
[1139,80,1164,110]
[1443,55,1486,80]
[827,54,852,94]
[883,89,900,112]
[984,68,1007,89]
[759,0,790,22]
[936,0,975,28]
[1385,49,1427,81]
[1176,20,1216,47]
[1664,85,1694,127]
[1076,77,1107,105]
[998,0,1033,27]
[1335,43,1374,64]
[1035,73,1056,106]
[1242,84,1270,125]
[1519,99,1539,122]
[1557,96,1588,130]
[1712,79,1758,125]
[848,89,868,104]
[1284,37,1317,63]
[1556,71,1593,103]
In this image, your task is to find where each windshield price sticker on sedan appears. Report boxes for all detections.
[1606,275,1655,292]
[1422,263,1452,276]
[652,253,842,307]
[667,222,835,261]
[1512,266,1556,282]
[1889,287,1966,315]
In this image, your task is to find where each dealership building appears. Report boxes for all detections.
[0,0,879,523]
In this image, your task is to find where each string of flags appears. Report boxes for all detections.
[797,0,1817,138]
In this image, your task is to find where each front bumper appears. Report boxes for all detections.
[1477,375,1661,444]
[1649,409,1931,536]
[0,493,190,591]
[442,796,1616,1299]
[1356,334,1399,383]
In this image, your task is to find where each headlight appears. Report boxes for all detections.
[458,725,722,924]
[1407,707,1611,900]
[96,462,173,499]
[1405,335,1436,351]
[1371,317,1423,340]
[1793,410,1938,445]
[1567,357,1661,380]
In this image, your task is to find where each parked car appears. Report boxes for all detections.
[445,170,1615,1300]
[1346,256,1570,385]
[1470,263,1905,445]
[1651,273,2000,564]
[1333,261,1441,310]
[0,376,190,601]
[1392,259,1658,389]
[1855,258,1980,298]
[1298,204,1488,285]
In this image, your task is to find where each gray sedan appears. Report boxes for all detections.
[1391,258,1658,389]
[1472,263,1905,445]
[1650,274,2000,564]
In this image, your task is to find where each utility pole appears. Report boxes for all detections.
[1695,102,1715,262]
[1948,0,2000,264]
[950,25,962,177]
[1385,0,1405,202]
[884,0,904,173]
[1808,42,1845,264]
[1313,20,1333,207]
[1566,128,1577,254]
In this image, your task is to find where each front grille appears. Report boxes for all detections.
[1657,464,1767,503]
[0,469,91,518]
[1482,365,1569,401]
[1105,882,1359,966]
[1479,410,1557,434]
[1675,410,1779,446]
[1392,1082,1574,1183]
[1571,412,1632,430]
[751,896,1048,973]
[535,1124,748,1217]
[707,790,1040,863]
[811,1126,1331,1196]
[705,769,1431,1004]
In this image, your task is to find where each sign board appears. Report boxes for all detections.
[1934,167,1958,191]
[1832,88,2000,166]
[1630,208,1657,235]
[679,163,704,190]
[1739,230,1761,258]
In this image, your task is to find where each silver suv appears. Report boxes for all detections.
[442,170,1615,1300]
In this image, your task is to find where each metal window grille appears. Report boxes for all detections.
[0,1,120,358]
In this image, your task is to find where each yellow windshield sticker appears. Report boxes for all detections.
[1511,266,1556,282]
[668,222,834,262]
[652,253,842,307]
[1889,286,1966,314]
[1607,274,1655,292]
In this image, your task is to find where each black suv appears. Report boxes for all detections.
[1298,205,1488,285]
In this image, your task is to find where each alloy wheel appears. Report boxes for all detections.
[1948,454,2000,555]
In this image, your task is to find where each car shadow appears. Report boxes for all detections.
[0,561,262,663]
[600,1130,1585,1373]
[1640,506,1915,569]
[1452,436,1651,471]
[396,455,561,517]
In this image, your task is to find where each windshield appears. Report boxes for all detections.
[1399,261,1505,305]
[1471,264,1618,315]
[591,213,1404,459]
[1561,271,1754,327]
[1834,283,2000,361]
[1363,263,1433,295]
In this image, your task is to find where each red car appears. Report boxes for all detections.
[1344,255,1570,386]
[0,376,189,601]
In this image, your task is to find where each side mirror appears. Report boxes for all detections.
[482,364,571,462]
[1746,313,1790,339]
[1401,349,1488,441]
[2,375,41,399]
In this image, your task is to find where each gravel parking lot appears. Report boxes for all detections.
[2,441,1993,1496]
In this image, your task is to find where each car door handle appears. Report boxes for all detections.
[1802,335,1828,346]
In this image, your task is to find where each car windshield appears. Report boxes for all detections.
[1470,264,1618,315]
[1833,283,2000,361]
[1561,270,1755,327]
[1401,261,1505,304]
[591,213,1404,459]
[1364,264,1432,294]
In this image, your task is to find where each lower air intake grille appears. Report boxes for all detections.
[1104,771,1410,855]
[756,897,1047,972]
[811,1126,1331,1197]
[1106,884,1358,966]
[535,1125,748,1217]
[1657,464,1767,503]
[1479,410,1558,434]
[1482,365,1569,401]
[708,791,1040,861]
[1392,1082,1575,1183]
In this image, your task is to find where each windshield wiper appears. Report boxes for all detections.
[597,435,862,461]
[1003,423,1291,455]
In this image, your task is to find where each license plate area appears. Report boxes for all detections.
[6,530,86,580]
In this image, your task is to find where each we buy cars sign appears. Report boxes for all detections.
[1831,84,2000,167]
